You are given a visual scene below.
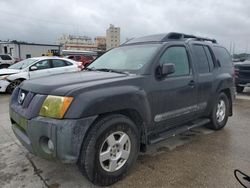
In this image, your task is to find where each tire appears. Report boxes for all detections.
[78,114,140,186]
[207,92,230,130]
[6,79,23,94]
[236,86,244,93]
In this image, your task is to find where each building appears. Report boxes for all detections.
[106,24,120,50]
[58,34,98,51]
[0,41,61,60]
[94,36,106,51]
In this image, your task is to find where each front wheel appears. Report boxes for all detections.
[6,79,23,93]
[78,114,140,186]
[207,92,230,130]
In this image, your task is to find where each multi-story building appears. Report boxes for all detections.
[106,24,120,50]
[58,34,97,51]
[94,36,106,51]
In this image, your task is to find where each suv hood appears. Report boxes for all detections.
[20,71,133,96]
[0,68,21,76]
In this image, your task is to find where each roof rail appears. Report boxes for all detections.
[163,32,217,43]
[121,32,217,45]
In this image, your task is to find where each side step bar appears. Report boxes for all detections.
[148,118,210,144]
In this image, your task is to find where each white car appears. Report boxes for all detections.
[0,56,82,93]
[0,54,15,68]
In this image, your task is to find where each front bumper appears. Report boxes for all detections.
[10,108,96,163]
[0,80,10,92]
[235,77,250,86]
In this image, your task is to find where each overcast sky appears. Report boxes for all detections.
[0,0,250,53]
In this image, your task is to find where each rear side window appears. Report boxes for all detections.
[159,46,190,76]
[192,45,210,73]
[52,59,66,68]
[213,47,232,67]
[203,46,214,69]
[65,61,73,66]
[0,55,12,60]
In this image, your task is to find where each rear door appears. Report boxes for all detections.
[190,44,215,115]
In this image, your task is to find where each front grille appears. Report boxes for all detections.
[17,89,35,108]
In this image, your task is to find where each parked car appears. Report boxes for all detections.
[9,33,234,186]
[0,56,81,93]
[66,55,95,68]
[0,54,15,68]
[234,61,250,93]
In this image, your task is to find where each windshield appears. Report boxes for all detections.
[88,44,160,72]
[8,59,37,70]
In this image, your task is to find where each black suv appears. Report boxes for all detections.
[9,33,235,186]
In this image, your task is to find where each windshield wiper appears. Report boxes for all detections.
[95,68,128,75]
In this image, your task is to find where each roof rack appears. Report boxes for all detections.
[122,32,217,45]
[164,32,217,43]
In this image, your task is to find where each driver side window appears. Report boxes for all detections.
[34,60,50,70]
[159,46,190,76]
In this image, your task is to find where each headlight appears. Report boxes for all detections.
[0,75,8,80]
[39,95,73,119]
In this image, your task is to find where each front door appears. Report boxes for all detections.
[29,60,52,79]
[151,45,197,132]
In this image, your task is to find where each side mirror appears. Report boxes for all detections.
[30,66,38,71]
[159,63,175,77]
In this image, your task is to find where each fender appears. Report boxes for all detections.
[65,85,152,128]
[206,72,234,115]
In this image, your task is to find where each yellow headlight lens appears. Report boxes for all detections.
[39,95,73,119]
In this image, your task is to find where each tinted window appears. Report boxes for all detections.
[76,56,81,61]
[213,47,232,67]
[193,45,210,73]
[203,46,214,69]
[159,46,189,76]
[0,55,12,60]
[34,60,50,70]
[65,61,73,66]
[52,59,66,68]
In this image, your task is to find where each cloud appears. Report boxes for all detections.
[0,0,249,53]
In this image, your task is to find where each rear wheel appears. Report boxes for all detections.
[78,114,140,186]
[236,86,244,93]
[207,92,229,130]
[6,79,23,93]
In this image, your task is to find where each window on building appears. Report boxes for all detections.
[26,54,31,58]
[159,46,190,76]
[192,45,210,73]
[4,46,8,54]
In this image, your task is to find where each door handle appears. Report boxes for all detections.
[188,80,195,87]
